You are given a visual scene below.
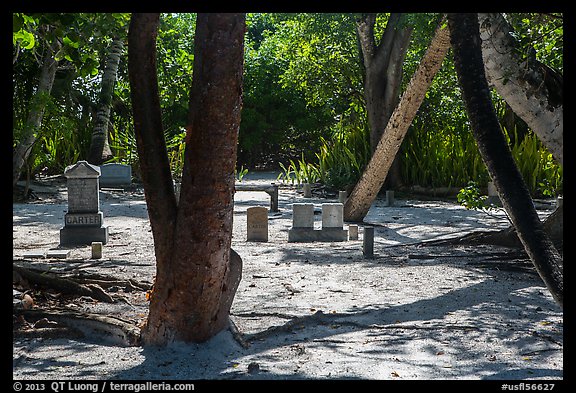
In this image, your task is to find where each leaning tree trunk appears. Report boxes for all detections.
[129,13,246,346]
[448,13,562,308]
[12,34,60,188]
[87,38,124,165]
[478,13,562,166]
[344,18,451,222]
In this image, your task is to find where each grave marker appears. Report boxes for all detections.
[349,224,359,240]
[247,206,268,242]
[60,161,108,246]
[99,163,132,187]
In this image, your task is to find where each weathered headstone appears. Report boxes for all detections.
[349,224,359,240]
[338,190,347,203]
[320,203,348,241]
[292,203,315,228]
[99,163,132,187]
[247,206,268,242]
[363,226,374,259]
[60,161,108,246]
[322,203,344,228]
[91,242,103,259]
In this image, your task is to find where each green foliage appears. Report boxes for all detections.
[505,127,562,197]
[235,165,249,182]
[13,12,563,196]
[108,126,138,165]
[164,130,186,180]
[30,98,91,175]
[239,13,337,167]
[457,181,488,210]
[457,181,511,223]
[277,154,322,185]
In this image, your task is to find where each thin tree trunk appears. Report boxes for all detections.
[478,13,562,166]
[129,13,246,346]
[448,13,562,308]
[12,36,60,187]
[87,38,124,165]
[344,18,451,222]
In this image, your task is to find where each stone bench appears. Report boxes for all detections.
[235,183,279,213]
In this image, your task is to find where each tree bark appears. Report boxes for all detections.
[356,14,413,153]
[12,34,60,187]
[344,18,451,222]
[448,13,562,308]
[129,13,246,345]
[478,13,562,166]
[87,38,124,165]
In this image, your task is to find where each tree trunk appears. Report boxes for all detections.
[87,38,124,165]
[344,18,451,222]
[129,13,246,346]
[478,13,562,166]
[356,13,413,154]
[12,35,60,187]
[448,13,562,308]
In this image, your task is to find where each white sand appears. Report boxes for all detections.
[12,172,563,381]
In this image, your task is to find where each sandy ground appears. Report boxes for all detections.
[12,172,563,382]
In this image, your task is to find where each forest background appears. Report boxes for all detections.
[12,12,563,198]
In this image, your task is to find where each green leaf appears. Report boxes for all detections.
[63,35,80,49]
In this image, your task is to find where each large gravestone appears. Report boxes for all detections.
[99,163,132,187]
[60,161,108,245]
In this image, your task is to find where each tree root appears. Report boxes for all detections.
[14,308,141,346]
[13,265,114,303]
[419,205,562,251]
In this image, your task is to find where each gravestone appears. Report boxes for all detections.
[349,224,359,240]
[99,163,132,187]
[338,191,347,203]
[247,206,268,242]
[321,203,348,241]
[322,203,344,228]
[60,161,108,246]
[91,242,103,259]
[292,203,315,228]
